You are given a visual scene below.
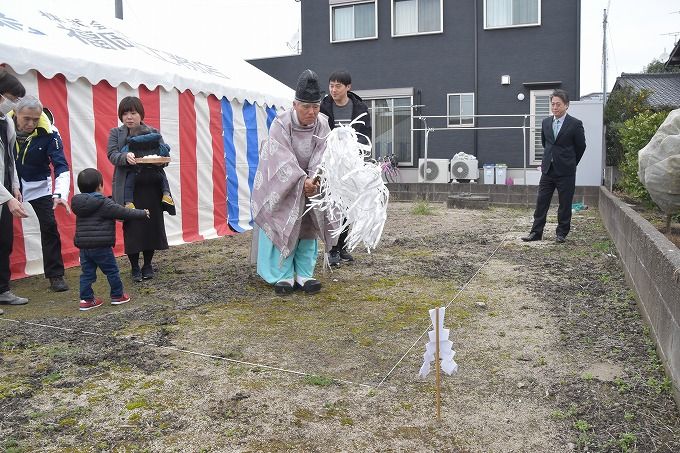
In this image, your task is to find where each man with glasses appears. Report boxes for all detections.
[0,69,29,311]
[11,95,71,292]
[251,69,335,295]
[522,89,586,244]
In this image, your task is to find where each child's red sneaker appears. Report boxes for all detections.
[111,293,131,305]
[79,297,104,311]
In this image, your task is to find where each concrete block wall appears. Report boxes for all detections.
[388,183,600,209]
[599,187,680,404]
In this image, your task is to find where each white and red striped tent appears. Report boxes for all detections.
[0,4,293,279]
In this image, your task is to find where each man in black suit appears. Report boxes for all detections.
[522,89,586,244]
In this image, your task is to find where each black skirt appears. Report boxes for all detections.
[123,166,169,255]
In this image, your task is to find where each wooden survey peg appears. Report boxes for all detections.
[418,306,459,421]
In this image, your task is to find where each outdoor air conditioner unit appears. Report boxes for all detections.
[418,158,450,183]
[450,159,479,182]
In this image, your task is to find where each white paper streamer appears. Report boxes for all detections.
[307,115,389,253]
[419,307,458,378]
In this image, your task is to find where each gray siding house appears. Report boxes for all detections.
[249,0,581,178]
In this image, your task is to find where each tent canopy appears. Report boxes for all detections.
[0,3,293,107]
[0,3,285,279]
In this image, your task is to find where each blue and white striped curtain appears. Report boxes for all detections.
[224,100,277,232]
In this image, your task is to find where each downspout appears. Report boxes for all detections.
[473,0,479,158]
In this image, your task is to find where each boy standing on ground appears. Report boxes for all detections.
[71,168,148,311]
[320,69,372,266]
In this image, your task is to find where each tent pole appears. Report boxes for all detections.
[115,0,124,19]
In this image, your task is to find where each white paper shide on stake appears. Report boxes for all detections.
[419,307,458,378]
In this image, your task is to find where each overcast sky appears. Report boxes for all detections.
[21,1,680,97]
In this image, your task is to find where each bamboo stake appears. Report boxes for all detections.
[435,307,441,422]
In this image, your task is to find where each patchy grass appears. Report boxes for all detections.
[304,375,334,387]
[411,201,438,215]
[1,203,678,451]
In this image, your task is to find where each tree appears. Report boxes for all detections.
[604,86,652,166]
[617,111,669,203]
[644,58,680,74]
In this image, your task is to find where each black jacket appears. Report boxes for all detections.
[71,192,147,249]
[320,91,372,145]
[540,114,586,177]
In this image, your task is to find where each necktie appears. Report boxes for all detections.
[553,119,560,137]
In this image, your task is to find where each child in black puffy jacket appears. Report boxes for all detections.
[71,168,148,311]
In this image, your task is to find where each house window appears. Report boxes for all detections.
[447,93,475,127]
[530,89,551,164]
[364,97,413,165]
[485,0,540,29]
[392,0,442,36]
[331,1,377,42]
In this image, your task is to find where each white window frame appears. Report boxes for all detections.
[329,0,379,43]
[530,89,552,165]
[446,93,475,128]
[391,0,443,37]
[356,88,415,166]
[483,0,541,30]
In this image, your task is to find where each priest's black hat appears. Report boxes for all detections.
[294,69,322,103]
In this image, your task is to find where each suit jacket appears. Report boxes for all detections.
[540,113,586,177]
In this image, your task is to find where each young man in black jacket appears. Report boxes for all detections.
[71,168,148,311]
[320,70,372,266]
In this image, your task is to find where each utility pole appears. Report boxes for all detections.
[115,0,123,19]
[602,8,609,189]
[602,8,608,105]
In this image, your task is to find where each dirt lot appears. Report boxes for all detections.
[1,202,680,452]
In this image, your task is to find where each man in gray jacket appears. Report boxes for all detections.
[0,69,29,312]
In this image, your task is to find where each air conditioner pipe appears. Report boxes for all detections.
[417,115,433,182]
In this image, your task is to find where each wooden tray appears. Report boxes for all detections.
[136,156,171,164]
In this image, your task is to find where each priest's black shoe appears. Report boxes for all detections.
[295,279,321,295]
[274,281,294,295]
[521,232,542,242]
[555,235,567,243]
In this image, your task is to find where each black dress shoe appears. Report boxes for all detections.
[131,268,143,283]
[555,235,566,243]
[295,279,321,294]
[274,281,294,295]
[521,232,542,242]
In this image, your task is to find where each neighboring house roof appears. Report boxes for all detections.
[580,92,604,101]
[666,40,680,67]
[611,73,680,108]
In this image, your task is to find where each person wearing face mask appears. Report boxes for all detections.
[0,69,29,312]
[10,95,71,292]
